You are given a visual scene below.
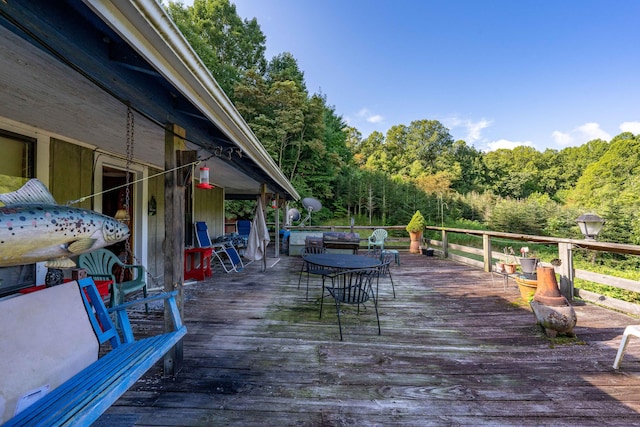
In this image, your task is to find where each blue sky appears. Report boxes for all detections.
[181,1,640,152]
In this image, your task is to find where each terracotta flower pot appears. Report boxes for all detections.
[503,263,517,274]
[515,275,537,300]
[409,231,423,254]
[534,266,565,306]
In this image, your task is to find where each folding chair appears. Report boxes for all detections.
[236,219,251,254]
[212,242,244,273]
[194,221,244,273]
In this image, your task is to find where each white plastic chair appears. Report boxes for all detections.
[367,229,388,252]
[613,325,640,369]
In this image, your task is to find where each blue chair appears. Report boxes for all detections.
[236,220,251,251]
[195,221,243,273]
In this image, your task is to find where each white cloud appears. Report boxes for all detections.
[486,139,532,151]
[355,108,384,125]
[620,121,640,134]
[552,130,573,146]
[465,119,492,143]
[443,116,492,143]
[576,122,610,141]
[551,122,611,148]
[357,108,370,118]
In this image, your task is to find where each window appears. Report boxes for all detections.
[0,130,37,296]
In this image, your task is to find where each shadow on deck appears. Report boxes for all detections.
[96,252,640,426]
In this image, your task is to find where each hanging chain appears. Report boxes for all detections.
[124,106,134,258]
[121,107,162,290]
[119,107,134,283]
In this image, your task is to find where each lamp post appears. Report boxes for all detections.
[576,212,605,267]
[576,213,605,240]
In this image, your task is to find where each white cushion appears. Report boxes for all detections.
[0,281,99,422]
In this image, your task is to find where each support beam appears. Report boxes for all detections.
[483,234,492,272]
[558,242,574,300]
[260,183,267,272]
[441,230,449,258]
[274,193,280,258]
[163,123,186,376]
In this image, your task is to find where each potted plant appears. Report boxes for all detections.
[515,274,538,300]
[517,246,539,275]
[406,210,427,254]
[502,247,517,274]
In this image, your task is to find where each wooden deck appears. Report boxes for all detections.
[95,252,640,426]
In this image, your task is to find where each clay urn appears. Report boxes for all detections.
[533,265,566,306]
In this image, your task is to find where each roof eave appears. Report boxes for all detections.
[83,0,299,200]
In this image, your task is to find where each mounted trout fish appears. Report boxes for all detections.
[0,179,129,268]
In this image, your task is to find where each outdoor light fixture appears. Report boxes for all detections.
[114,208,130,223]
[196,165,213,189]
[576,213,605,240]
[148,195,157,216]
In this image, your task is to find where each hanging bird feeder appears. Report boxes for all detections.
[196,166,213,189]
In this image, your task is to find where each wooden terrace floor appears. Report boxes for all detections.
[97,252,640,426]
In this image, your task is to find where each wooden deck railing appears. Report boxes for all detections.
[283,224,640,313]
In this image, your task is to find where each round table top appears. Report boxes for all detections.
[303,253,381,269]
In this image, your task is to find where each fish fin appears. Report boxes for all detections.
[67,238,97,254]
[45,257,76,268]
[0,179,57,206]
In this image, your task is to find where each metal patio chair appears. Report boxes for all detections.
[377,251,396,298]
[299,246,332,300]
[320,268,381,341]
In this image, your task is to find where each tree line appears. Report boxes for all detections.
[166,0,640,246]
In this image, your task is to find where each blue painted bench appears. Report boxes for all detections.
[1,277,186,426]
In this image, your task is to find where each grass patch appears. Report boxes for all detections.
[547,334,586,348]
[267,302,321,323]
[576,279,640,304]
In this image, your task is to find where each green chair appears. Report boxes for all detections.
[78,248,148,311]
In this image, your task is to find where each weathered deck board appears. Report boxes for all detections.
[94,253,640,426]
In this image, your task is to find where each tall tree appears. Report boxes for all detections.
[403,119,455,177]
[449,140,486,194]
[569,133,640,208]
[166,0,267,97]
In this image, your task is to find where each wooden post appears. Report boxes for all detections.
[274,193,280,258]
[483,234,492,272]
[557,242,574,300]
[441,229,449,258]
[163,123,186,376]
[260,184,267,272]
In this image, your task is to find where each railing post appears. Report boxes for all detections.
[557,242,574,300]
[483,234,492,272]
[441,229,448,258]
